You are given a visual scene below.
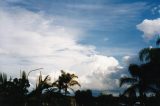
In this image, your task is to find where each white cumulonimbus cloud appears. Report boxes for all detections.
[0,4,123,91]
[137,18,160,39]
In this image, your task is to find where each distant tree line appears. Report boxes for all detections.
[0,70,80,106]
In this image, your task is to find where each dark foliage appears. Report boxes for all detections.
[120,38,160,106]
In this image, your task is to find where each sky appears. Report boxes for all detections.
[0,0,160,94]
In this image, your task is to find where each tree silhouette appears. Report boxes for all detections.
[156,37,160,46]
[139,38,160,90]
[120,64,142,105]
[75,89,93,106]
[139,38,160,63]
[0,71,30,106]
[35,72,51,95]
[53,70,80,95]
[0,70,81,106]
[27,72,51,106]
[120,38,160,105]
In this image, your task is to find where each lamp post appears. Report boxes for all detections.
[27,68,43,79]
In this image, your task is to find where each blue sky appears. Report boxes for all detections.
[0,0,160,94]
[8,0,159,57]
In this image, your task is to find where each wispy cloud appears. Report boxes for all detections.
[151,5,160,15]
[7,0,148,31]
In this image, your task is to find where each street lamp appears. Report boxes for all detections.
[27,68,43,79]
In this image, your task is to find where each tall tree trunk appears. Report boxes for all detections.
[139,88,144,106]
[65,85,67,96]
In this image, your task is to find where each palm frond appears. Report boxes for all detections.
[145,86,158,94]
[129,64,140,77]
[139,48,151,62]
[156,37,160,46]
[38,72,42,84]
[68,87,75,93]
[71,74,78,79]
[61,70,66,75]
[0,72,7,84]
[123,84,139,97]
[120,77,137,87]
[21,71,27,80]
[43,75,50,83]
[69,80,81,87]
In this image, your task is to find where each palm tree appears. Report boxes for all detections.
[139,37,160,90]
[120,64,157,105]
[120,37,160,105]
[29,72,51,97]
[27,72,51,106]
[120,64,140,105]
[139,38,160,63]
[36,72,51,90]
[53,70,80,95]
